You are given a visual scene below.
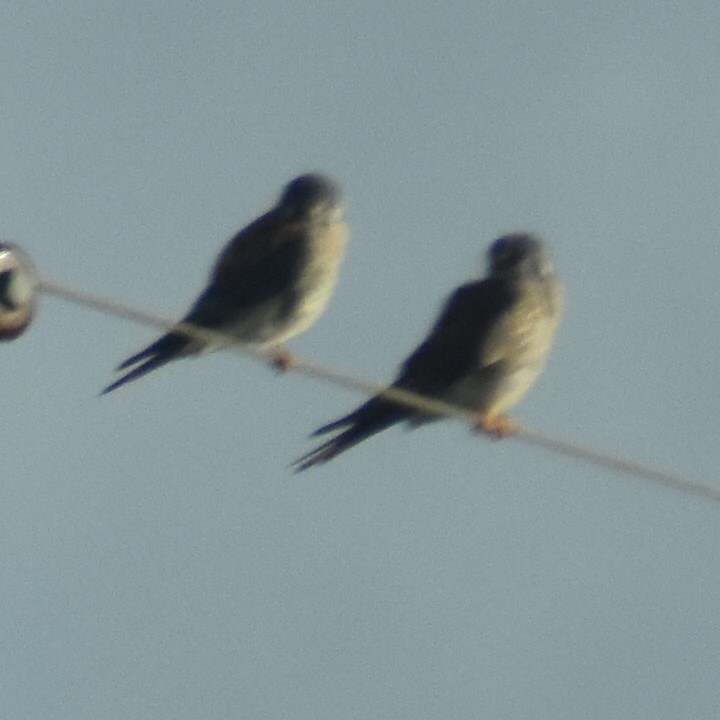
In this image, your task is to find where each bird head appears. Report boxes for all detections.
[488,233,553,279]
[279,173,343,222]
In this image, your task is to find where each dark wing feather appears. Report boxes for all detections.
[394,278,516,395]
[209,210,308,310]
[293,398,408,471]
[100,332,190,394]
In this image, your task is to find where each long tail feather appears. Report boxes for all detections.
[101,332,191,394]
[115,332,187,371]
[293,399,409,471]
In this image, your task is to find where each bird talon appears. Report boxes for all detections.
[270,349,296,372]
[473,415,518,439]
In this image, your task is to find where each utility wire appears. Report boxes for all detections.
[38,275,720,504]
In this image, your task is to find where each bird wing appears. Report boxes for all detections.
[207,209,309,311]
[394,277,517,396]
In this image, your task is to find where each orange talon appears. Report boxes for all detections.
[473,414,519,439]
[269,348,297,372]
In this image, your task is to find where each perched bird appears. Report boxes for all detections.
[294,233,563,471]
[102,173,347,394]
[0,242,37,341]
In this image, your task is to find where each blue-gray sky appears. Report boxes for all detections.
[3,2,720,718]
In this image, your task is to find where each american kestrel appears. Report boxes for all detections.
[294,233,563,471]
[0,242,37,341]
[102,173,347,394]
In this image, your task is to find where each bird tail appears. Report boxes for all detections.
[292,397,409,472]
[100,332,192,394]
